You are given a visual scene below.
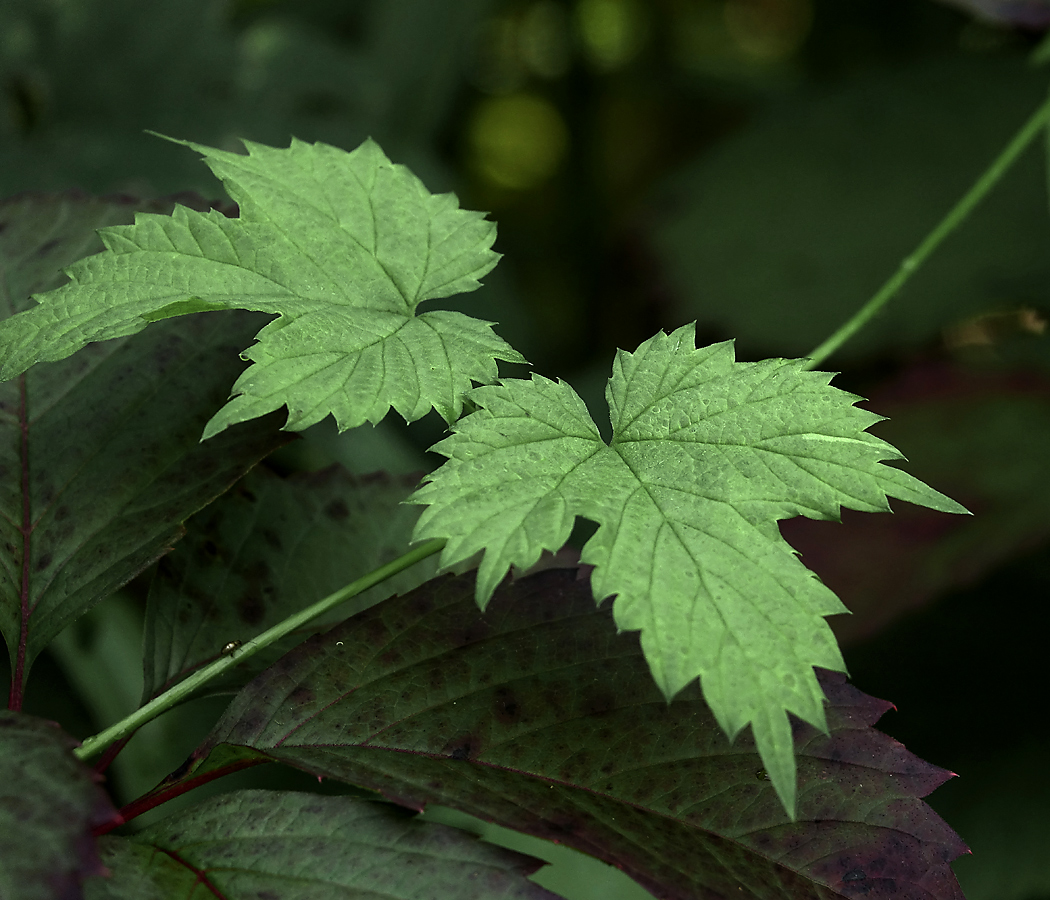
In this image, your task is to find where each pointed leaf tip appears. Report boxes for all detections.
[193,570,968,900]
[412,325,966,816]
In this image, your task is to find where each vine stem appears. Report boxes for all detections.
[73,537,446,761]
[803,88,1050,371]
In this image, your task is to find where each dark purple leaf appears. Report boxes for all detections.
[187,568,967,900]
[0,711,119,900]
[0,193,292,699]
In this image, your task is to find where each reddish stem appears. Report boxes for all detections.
[156,847,228,898]
[93,758,268,836]
[93,735,133,776]
[9,375,31,711]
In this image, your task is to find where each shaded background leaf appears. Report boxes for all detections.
[0,192,292,698]
[142,464,436,702]
[783,356,1050,645]
[188,568,966,900]
[0,710,118,900]
[650,54,1050,364]
[88,789,561,900]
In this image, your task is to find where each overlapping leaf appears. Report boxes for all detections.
[0,711,118,900]
[410,325,968,815]
[0,136,526,438]
[0,193,290,687]
[88,790,559,900]
[142,464,435,701]
[186,568,967,900]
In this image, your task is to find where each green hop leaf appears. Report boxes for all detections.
[410,323,968,817]
[0,135,525,438]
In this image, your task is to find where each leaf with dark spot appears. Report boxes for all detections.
[191,568,967,900]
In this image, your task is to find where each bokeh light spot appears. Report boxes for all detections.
[575,0,648,72]
[468,93,570,190]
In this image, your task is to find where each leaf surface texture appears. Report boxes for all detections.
[411,326,967,813]
[88,790,558,900]
[0,137,525,437]
[190,568,967,900]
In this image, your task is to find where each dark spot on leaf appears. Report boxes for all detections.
[843,869,866,882]
[445,735,480,761]
[289,686,314,706]
[203,540,219,557]
[494,687,521,724]
[0,221,7,235]
[235,711,267,735]
[35,238,60,256]
[261,528,282,550]
[240,489,257,503]
[257,892,280,900]
[54,505,70,522]
[458,619,494,645]
[324,498,350,520]
[581,688,616,717]
[410,593,436,617]
[34,553,51,572]
[237,593,265,626]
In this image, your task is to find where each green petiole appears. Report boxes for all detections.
[74,537,446,761]
[804,87,1050,370]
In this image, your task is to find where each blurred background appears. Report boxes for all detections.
[3,0,1050,897]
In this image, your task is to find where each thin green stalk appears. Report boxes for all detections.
[803,89,1050,371]
[74,537,446,761]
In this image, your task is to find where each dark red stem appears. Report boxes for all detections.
[93,735,133,776]
[93,758,268,836]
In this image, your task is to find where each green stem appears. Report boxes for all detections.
[74,538,446,761]
[803,88,1050,371]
